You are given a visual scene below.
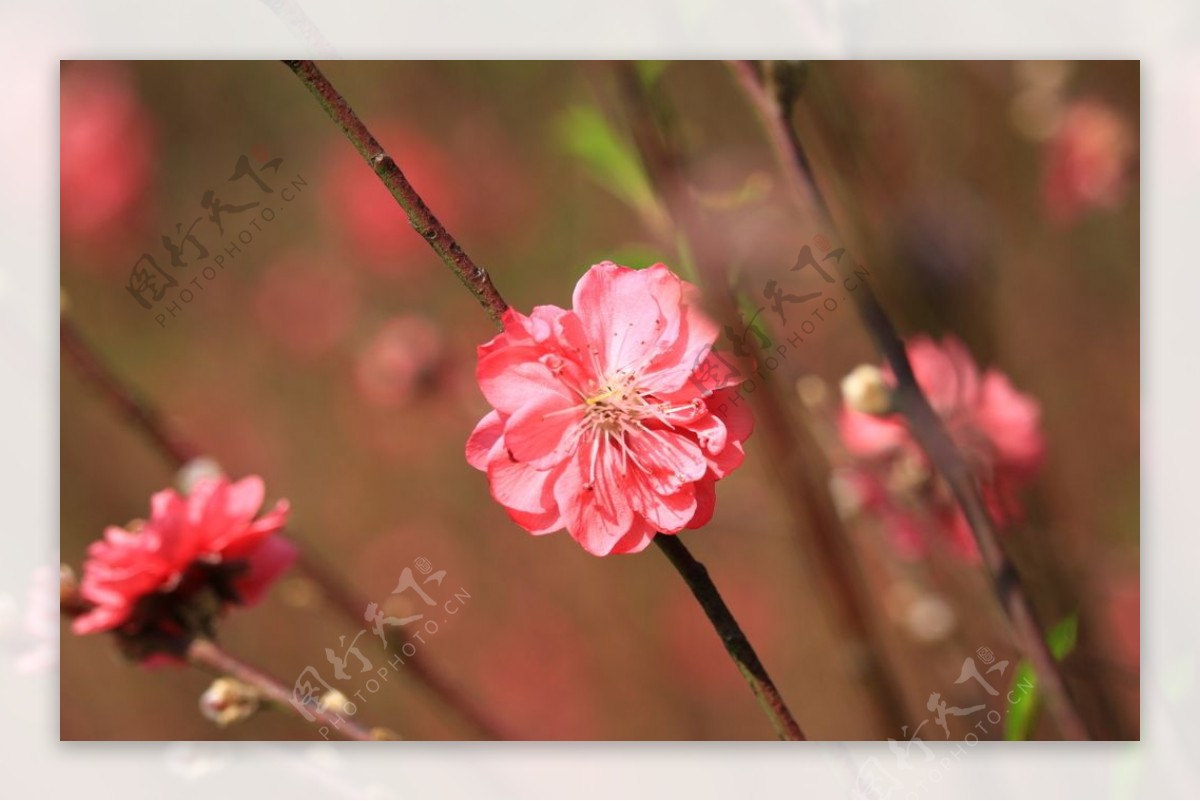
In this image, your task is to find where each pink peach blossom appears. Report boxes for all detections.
[1043,99,1135,224]
[839,336,1044,559]
[466,262,753,556]
[72,476,294,643]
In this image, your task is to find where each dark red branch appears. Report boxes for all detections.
[732,59,1090,740]
[283,60,508,326]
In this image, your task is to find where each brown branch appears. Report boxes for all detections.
[60,314,507,740]
[656,536,805,740]
[282,60,508,326]
[283,59,807,742]
[58,587,384,740]
[607,61,912,735]
[61,317,199,466]
[731,59,1091,740]
[186,637,385,741]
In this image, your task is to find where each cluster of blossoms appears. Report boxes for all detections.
[466,262,753,556]
[837,336,1045,560]
[72,475,295,656]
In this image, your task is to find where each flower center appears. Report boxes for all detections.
[583,373,645,435]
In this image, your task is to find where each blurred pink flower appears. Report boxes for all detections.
[354,314,446,407]
[60,64,156,265]
[466,262,753,556]
[72,476,295,646]
[254,253,360,359]
[322,123,459,275]
[839,336,1044,559]
[1043,99,1135,224]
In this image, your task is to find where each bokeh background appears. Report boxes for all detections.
[58,60,1139,741]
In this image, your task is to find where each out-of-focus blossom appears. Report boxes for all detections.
[466,262,753,556]
[72,476,295,653]
[60,64,156,265]
[838,335,1044,559]
[354,314,446,407]
[254,253,360,359]
[322,124,459,275]
[1043,99,1135,224]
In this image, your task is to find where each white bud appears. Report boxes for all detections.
[199,677,260,727]
[841,364,893,416]
[320,688,353,715]
[176,457,225,494]
[904,593,957,644]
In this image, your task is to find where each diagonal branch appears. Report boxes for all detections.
[283,59,806,741]
[60,315,508,740]
[655,536,805,739]
[59,586,385,740]
[730,59,1090,740]
[283,59,508,326]
[606,61,911,735]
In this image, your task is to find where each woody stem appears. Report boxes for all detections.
[730,59,1090,740]
[655,536,806,740]
[185,637,383,741]
[285,58,811,742]
[60,314,507,740]
[282,59,508,326]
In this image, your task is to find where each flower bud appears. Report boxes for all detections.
[199,677,260,727]
[841,364,893,416]
[176,457,225,494]
[320,688,354,715]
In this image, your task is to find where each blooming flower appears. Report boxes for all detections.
[838,336,1044,559]
[466,262,753,556]
[72,476,295,646]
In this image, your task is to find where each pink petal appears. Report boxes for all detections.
[234,534,299,606]
[976,370,1044,474]
[466,409,506,470]
[503,395,583,469]
[571,262,682,377]
[488,457,563,532]
[477,349,573,415]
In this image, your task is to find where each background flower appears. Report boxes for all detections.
[72,476,295,648]
[838,335,1045,558]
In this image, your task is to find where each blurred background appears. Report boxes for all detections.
[58,60,1139,741]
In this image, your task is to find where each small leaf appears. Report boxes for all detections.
[1004,612,1080,740]
[555,106,656,218]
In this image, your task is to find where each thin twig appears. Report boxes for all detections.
[731,59,1091,740]
[607,61,912,734]
[58,588,384,740]
[283,59,806,741]
[655,536,805,740]
[283,60,508,326]
[60,315,507,740]
[186,637,385,741]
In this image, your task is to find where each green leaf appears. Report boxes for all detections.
[1047,614,1079,660]
[555,106,657,218]
[1004,612,1080,740]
